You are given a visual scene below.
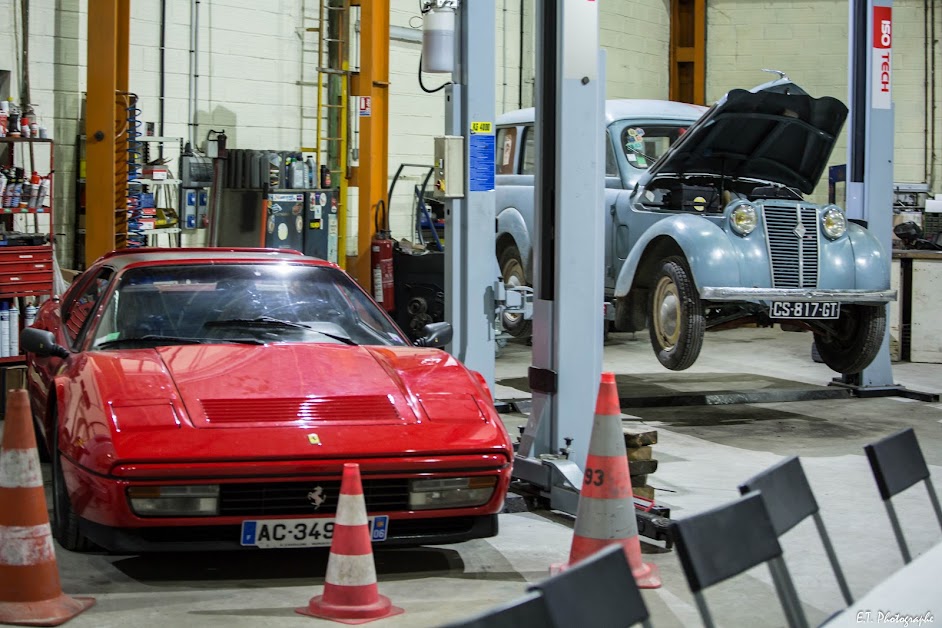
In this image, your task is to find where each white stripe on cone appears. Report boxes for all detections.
[325,552,378,587]
[0,524,56,566]
[0,449,43,489]
[335,503,368,527]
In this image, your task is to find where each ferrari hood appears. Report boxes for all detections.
[156,344,423,428]
[642,85,848,194]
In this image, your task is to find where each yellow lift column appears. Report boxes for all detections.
[349,0,389,288]
[85,0,131,266]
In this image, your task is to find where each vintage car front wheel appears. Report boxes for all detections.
[812,305,886,374]
[51,422,96,552]
[648,257,705,370]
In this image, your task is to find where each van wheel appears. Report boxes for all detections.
[499,245,532,338]
[648,257,704,370]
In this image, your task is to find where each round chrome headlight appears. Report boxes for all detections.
[822,206,847,239]
[729,203,758,236]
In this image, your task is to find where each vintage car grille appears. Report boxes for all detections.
[763,204,820,288]
[200,395,401,424]
[219,479,412,516]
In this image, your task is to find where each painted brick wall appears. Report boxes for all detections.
[0,0,670,266]
[706,0,942,201]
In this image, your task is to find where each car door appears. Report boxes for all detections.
[28,267,113,431]
[604,131,623,292]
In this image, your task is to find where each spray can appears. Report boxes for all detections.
[10,175,23,210]
[36,175,51,209]
[0,169,8,202]
[24,302,37,328]
[9,301,19,356]
[1,303,10,358]
[27,171,41,209]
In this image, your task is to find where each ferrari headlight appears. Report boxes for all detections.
[128,485,220,517]
[822,206,847,239]
[409,477,497,510]
[729,203,758,236]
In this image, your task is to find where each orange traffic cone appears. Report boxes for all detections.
[0,389,95,626]
[296,463,404,624]
[552,372,661,589]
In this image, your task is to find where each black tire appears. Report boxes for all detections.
[813,305,886,374]
[498,245,532,338]
[648,257,705,371]
[51,423,96,552]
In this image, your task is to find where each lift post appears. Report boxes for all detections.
[442,1,498,389]
[832,0,938,402]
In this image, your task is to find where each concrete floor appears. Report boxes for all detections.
[13,328,942,627]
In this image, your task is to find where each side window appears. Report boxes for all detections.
[63,269,113,344]
[605,135,619,177]
[521,126,536,175]
[496,127,518,175]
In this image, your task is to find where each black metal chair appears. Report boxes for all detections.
[437,591,552,628]
[864,427,942,563]
[670,492,809,628]
[738,456,853,606]
[528,544,653,628]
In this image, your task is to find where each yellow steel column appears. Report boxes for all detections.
[349,0,389,288]
[85,0,119,266]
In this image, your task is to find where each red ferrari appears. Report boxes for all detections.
[22,248,513,552]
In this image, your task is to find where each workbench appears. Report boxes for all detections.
[890,250,942,363]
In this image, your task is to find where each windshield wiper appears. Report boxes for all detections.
[309,330,358,346]
[96,335,267,349]
[204,316,312,330]
[96,335,208,349]
[205,317,358,346]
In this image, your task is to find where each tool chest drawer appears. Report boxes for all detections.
[0,246,54,296]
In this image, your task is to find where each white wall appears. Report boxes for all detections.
[706,0,942,201]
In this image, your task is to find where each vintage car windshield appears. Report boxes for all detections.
[621,124,689,170]
[91,263,409,349]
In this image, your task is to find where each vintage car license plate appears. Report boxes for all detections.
[770,301,840,319]
[240,515,390,548]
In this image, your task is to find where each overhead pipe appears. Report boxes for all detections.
[159,0,167,157]
[188,0,201,148]
[518,0,524,109]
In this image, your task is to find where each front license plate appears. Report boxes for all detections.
[240,515,390,548]
[770,301,841,319]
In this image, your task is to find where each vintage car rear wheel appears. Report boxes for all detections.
[51,423,96,552]
[648,257,705,370]
[813,305,886,374]
[499,244,532,338]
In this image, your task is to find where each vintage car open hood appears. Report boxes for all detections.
[642,85,848,194]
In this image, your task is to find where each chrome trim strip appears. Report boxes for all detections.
[701,287,896,302]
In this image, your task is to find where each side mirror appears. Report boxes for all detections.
[414,321,453,349]
[21,328,69,359]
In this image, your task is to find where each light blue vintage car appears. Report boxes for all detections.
[495,80,894,372]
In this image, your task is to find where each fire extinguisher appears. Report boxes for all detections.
[371,199,395,312]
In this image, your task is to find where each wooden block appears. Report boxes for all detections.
[627,446,652,461]
[629,459,658,476]
[632,485,655,500]
[623,427,658,448]
[631,474,647,488]
[3,366,27,391]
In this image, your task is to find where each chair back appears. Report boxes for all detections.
[739,456,817,536]
[438,591,552,628]
[864,428,929,500]
[528,544,650,628]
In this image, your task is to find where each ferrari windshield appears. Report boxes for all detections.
[91,263,409,349]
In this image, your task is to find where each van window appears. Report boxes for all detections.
[496,127,518,175]
[521,126,536,175]
[606,136,619,177]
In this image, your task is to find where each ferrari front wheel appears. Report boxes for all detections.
[51,429,95,552]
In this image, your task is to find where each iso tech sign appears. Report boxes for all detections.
[872,5,891,110]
